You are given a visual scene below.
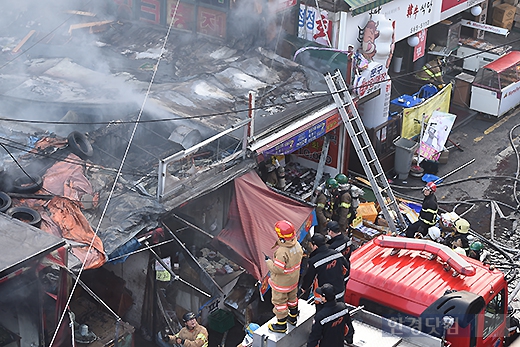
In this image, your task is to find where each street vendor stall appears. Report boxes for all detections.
[470,51,520,118]
[455,37,512,73]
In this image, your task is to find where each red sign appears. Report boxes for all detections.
[413,28,427,62]
[168,2,196,31]
[140,0,162,24]
[197,7,226,38]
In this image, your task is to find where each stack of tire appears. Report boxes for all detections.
[0,131,93,229]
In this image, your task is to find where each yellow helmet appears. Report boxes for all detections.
[455,218,470,234]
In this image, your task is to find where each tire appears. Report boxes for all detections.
[67,131,93,159]
[0,192,11,212]
[12,175,43,194]
[6,206,42,228]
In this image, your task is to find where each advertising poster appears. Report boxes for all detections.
[419,111,457,160]
[298,5,332,46]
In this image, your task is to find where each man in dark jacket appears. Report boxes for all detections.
[405,182,438,238]
[307,283,354,347]
[326,221,352,286]
[300,234,348,311]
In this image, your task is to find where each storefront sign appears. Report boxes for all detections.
[139,0,164,24]
[440,0,486,20]
[401,83,452,139]
[295,127,340,167]
[167,1,196,31]
[197,7,226,38]
[413,28,427,62]
[263,113,340,155]
[353,61,385,98]
[460,19,510,36]
[276,0,298,12]
[298,5,332,46]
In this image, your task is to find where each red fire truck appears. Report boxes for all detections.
[347,235,513,347]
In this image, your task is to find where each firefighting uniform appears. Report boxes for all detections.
[332,189,354,234]
[316,192,334,235]
[172,324,208,347]
[405,193,438,238]
[266,237,303,320]
[301,245,348,306]
[307,300,354,347]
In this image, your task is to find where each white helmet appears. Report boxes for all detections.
[428,226,441,241]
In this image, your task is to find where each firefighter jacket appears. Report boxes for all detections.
[301,245,348,303]
[415,59,443,83]
[316,192,334,229]
[332,190,354,233]
[419,194,438,226]
[307,300,353,347]
[327,233,353,263]
[266,237,303,293]
[173,324,209,347]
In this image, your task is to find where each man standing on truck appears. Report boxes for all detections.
[165,312,209,347]
[265,220,304,333]
[405,182,438,238]
[300,233,348,311]
[307,283,355,347]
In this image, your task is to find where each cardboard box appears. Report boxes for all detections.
[492,18,514,29]
[357,202,378,223]
[493,3,516,21]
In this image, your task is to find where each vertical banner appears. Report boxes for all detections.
[413,28,427,62]
[401,83,452,139]
[298,5,332,46]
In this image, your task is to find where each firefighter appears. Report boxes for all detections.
[315,178,338,235]
[332,174,355,234]
[265,220,304,333]
[415,57,444,84]
[165,312,209,347]
[300,233,349,312]
[468,241,483,261]
[449,218,471,254]
[326,220,354,264]
[307,283,355,347]
[405,182,438,238]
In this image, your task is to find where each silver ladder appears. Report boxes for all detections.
[324,70,407,233]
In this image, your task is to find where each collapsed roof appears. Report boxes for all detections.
[0,2,331,269]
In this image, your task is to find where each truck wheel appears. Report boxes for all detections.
[6,206,42,228]
[12,175,43,194]
[67,131,93,159]
[0,192,11,212]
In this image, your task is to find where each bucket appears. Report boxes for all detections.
[393,56,403,73]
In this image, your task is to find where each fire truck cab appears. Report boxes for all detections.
[346,236,509,347]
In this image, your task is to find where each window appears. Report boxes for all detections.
[483,289,505,339]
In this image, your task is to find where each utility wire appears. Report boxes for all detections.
[49,0,182,344]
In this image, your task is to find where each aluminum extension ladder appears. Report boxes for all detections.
[324,70,407,233]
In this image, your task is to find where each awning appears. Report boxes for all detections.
[344,0,393,16]
[212,171,316,281]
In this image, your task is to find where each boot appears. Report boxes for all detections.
[287,307,299,326]
[268,317,287,333]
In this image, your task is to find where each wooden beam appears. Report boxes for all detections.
[68,20,113,35]
[65,10,96,17]
[12,30,36,54]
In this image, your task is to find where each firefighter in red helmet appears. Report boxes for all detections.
[405,182,438,238]
[265,220,304,333]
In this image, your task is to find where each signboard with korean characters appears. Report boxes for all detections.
[298,5,333,46]
[339,0,442,48]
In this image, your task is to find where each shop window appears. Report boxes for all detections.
[482,289,505,339]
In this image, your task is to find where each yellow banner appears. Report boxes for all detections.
[401,84,452,139]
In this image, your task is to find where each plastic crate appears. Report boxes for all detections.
[208,309,234,333]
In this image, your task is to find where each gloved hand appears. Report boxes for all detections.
[263,252,270,260]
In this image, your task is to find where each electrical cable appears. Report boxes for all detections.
[48,0,182,344]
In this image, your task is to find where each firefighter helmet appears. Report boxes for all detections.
[455,218,470,234]
[275,220,295,240]
[425,181,437,193]
[246,323,260,337]
[182,312,196,322]
[470,241,483,251]
[325,178,339,189]
[334,173,349,185]
[428,226,441,241]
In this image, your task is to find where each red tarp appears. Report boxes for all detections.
[212,171,313,281]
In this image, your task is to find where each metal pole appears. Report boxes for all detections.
[434,158,475,184]
[311,135,331,204]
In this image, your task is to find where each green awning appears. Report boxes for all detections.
[344,0,393,16]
